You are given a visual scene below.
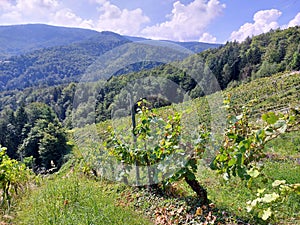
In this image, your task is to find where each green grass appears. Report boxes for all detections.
[14,174,152,225]
[194,130,300,224]
[265,130,300,157]
[195,160,300,224]
[66,71,300,224]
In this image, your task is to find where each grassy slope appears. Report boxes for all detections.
[196,130,300,224]
[15,175,152,225]
[10,144,153,225]
[12,71,300,224]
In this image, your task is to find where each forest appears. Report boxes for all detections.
[1,26,299,126]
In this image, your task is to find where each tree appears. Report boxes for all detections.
[0,109,18,158]
[290,47,300,70]
[17,103,69,172]
[39,122,68,169]
[15,105,28,144]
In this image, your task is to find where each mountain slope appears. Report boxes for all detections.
[124,35,221,52]
[0,24,101,59]
[0,24,220,91]
[0,31,130,90]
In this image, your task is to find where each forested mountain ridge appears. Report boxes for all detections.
[1,25,300,225]
[0,24,100,58]
[0,31,130,90]
[0,26,300,126]
[198,26,300,89]
[0,24,220,91]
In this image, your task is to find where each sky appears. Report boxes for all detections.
[0,0,300,43]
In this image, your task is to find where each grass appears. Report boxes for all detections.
[14,174,152,225]
[194,130,300,224]
[195,160,300,224]
[265,130,300,158]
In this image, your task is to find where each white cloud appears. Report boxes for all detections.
[50,8,94,28]
[94,1,150,35]
[0,0,13,11]
[288,12,300,27]
[0,0,150,35]
[141,0,225,41]
[199,32,217,43]
[0,0,61,24]
[0,0,95,29]
[18,0,59,12]
[230,9,282,42]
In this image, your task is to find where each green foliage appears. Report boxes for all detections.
[0,103,69,172]
[247,180,300,222]
[19,119,69,171]
[107,100,209,202]
[211,97,264,180]
[1,27,300,127]
[211,96,300,223]
[107,102,185,184]
[19,121,69,172]
[212,95,299,177]
[0,145,32,210]
[0,24,218,91]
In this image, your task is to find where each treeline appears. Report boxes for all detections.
[0,26,300,128]
[0,65,197,127]
[200,26,300,88]
[0,102,69,172]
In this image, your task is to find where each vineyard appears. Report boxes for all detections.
[1,71,300,224]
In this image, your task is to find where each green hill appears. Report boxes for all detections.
[0,31,130,90]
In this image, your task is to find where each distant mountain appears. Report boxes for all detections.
[124,35,221,53]
[169,41,221,54]
[0,24,100,59]
[0,24,221,91]
[0,24,220,59]
[0,31,130,90]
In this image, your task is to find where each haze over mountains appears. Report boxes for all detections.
[0,24,220,91]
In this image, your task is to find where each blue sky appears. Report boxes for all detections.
[0,0,299,43]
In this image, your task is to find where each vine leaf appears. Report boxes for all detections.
[272,180,286,187]
[261,207,272,220]
[261,192,279,203]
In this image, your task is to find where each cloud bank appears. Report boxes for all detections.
[141,0,225,41]
[0,0,224,42]
[230,9,300,42]
[95,1,150,35]
[0,0,299,42]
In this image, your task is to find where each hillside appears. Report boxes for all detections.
[0,31,130,90]
[1,60,299,225]
[1,27,300,127]
[62,70,300,225]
